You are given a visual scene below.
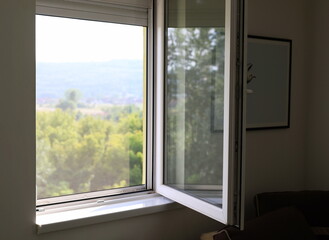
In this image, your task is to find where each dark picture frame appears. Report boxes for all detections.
[246,35,292,130]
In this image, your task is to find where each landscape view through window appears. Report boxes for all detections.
[36,15,146,200]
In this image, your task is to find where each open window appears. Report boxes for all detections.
[36,0,245,227]
[154,0,245,225]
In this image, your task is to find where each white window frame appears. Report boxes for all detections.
[35,0,154,207]
[35,0,245,228]
[154,0,244,225]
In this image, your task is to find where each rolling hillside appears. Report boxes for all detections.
[36,60,143,105]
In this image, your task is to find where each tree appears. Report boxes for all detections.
[56,89,82,111]
[36,102,144,199]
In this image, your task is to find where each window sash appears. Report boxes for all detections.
[154,0,244,225]
[37,186,147,206]
[36,1,154,207]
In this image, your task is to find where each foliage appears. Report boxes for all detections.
[36,100,144,199]
[166,27,225,186]
[55,89,82,111]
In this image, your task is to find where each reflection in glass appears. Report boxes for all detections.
[165,0,225,207]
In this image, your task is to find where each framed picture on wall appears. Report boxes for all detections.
[246,35,292,130]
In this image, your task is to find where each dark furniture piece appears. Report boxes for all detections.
[213,191,329,240]
[213,206,316,240]
[255,191,329,227]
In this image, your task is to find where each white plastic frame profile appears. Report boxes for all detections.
[35,0,154,207]
[154,0,240,225]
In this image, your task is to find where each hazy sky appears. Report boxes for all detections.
[36,15,144,63]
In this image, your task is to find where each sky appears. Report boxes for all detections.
[36,15,144,63]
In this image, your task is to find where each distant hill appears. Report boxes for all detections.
[36,60,143,105]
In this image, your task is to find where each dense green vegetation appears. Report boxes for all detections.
[36,90,144,199]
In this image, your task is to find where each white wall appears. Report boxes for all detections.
[245,0,329,218]
[0,0,37,239]
[305,0,329,189]
[245,0,309,218]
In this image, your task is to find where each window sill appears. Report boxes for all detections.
[36,193,181,234]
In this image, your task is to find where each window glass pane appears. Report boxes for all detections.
[165,0,225,207]
[36,15,146,200]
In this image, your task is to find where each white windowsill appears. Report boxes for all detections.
[36,193,181,234]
